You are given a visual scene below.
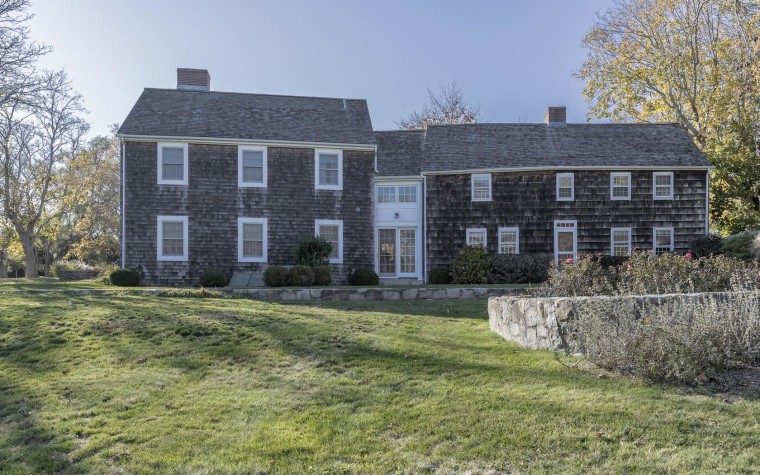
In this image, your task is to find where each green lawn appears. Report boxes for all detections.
[0,293,758,474]
[0,278,112,291]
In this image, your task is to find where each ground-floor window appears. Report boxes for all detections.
[315,219,343,264]
[611,228,632,256]
[498,227,519,254]
[466,228,487,248]
[554,220,577,261]
[653,227,674,255]
[157,215,188,261]
[238,217,267,262]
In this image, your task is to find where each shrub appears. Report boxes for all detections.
[287,265,315,287]
[109,269,140,287]
[721,232,757,262]
[313,266,332,286]
[579,293,760,384]
[451,246,489,284]
[689,234,723,259]
[349,268,379,286]
[52,260,94,276]
[295,236,333,267]
[489,253,553,284]
[543,255,615,297]
[199,270,230,288]
[594,255,629,269]
[428,267,452,284]
[263,266,289,287]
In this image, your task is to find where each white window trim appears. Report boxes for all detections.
[556,173,575,201]
[238,145,267,188]
[471,173,492,202]
[653,171,674,200]
[238,217,268,263]
[314,148,343,191]
[610,172,631,201]
[466,228,488,248]
[653,227,675,254]
[315,219,343,264]
[157,142,189,185]
[497,227,520,254]
[553,220,578,261]
[610,227,632,256]
[157,215,188,261]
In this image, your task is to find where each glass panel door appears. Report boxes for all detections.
[399,228,416,276]
[378,229,396,276]
[554,221,577,262]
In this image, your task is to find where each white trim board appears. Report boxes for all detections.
[422,165,712,175]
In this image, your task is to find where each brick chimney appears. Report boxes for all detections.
[544,106,566,127]
[177,68,210,91]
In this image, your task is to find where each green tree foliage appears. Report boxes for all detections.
[577,0,760,234]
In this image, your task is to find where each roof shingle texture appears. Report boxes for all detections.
[421,123,711,172]
[118,88,375,145]
[374,130,425,176]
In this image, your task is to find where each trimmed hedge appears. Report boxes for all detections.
[264,266,289,287]
[428,267,452,284]
[689,234,723,259]
[109,269,140,287]
[451,246,489,284]
[199,270,230,288]
[313,266,332,286]
[295,236,333,267]
[722,232,758,262]
[488,253,553,284]
[287,265,315,287]
[349,269,379,286]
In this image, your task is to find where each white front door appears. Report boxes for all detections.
[375,181,423,279]
[554,220,577,262]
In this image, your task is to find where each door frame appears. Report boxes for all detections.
[375,226,419,278]
[553,220,578,262]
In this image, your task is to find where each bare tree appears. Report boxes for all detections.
[0,0,49,108]
[397,80,482,130]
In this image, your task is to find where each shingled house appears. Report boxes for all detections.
[118,69,711,285]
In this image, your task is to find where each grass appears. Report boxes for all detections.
[0,278,113,291]
[0,293,758,473]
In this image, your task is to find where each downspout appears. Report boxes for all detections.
[705,172,710,235]
[121,138,126,268]
[422,175,427,284]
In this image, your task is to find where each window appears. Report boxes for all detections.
[653,227,674,255]
[238,218,267,263]
[653,172,674,200]
[315,149,343,190]
[498,227,519,254]
[377,186,395,203]
[554,220,577,262]
[316,220,343,263]
[157,215,188,261]
[398,186,417,203]
[466,228,487,248]
[238,146,267,187]
[611,228,632,256]
[610,172,631,200]
[556,173,574,201]
[471,174,492,202]
[157,143,188,185]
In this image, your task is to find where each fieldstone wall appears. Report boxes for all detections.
[489,292,757,353]
[234,286,525,301]
[57,270,98,282]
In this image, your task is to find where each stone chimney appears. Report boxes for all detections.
[177,68,210,91]
[544,106,566,127]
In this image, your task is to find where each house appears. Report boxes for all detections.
[118,69,711,286]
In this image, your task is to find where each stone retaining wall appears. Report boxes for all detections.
[56,270,98,282]
[488,291,759,353]
[234,286,526,301]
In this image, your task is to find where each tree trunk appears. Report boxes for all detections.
[19,233,38,279]
[0,249,7,278]
[43,238,52,277]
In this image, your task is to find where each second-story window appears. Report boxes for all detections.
[315,149,343,190]
[610,172,631,200]
[398,186,417,203]
[157,143,188,185]
[238,146,267,188]
[653,172,674,200]
[471,174,492,202]
[556,173,574,201]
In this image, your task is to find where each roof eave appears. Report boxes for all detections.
[117,133,377,151]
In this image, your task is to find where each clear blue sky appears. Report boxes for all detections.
[29,0,612,137]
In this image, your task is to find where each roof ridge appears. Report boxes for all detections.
[426,122,680,128]
[143,87,368,103]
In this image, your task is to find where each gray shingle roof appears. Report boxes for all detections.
[375,130,426,176]
[118,88,375,146]
[421,123,711,172]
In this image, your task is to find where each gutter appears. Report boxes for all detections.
[117,133,376,152]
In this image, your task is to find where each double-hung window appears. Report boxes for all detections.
[157,216,188,261]
[556,173,574,201]
[653,172,674,200]
[610,172,631,200]
[653,227,674,255]
[238,146,267,187]
[157,143,188,185]
[611,228,632,256]
[315,149,343,190]
[498,227,519,254]
[238,218,267,263]
[315,219,343,264]
[466,228,487,248]
[471,174,492,202]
